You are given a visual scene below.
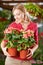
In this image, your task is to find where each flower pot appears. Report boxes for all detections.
[20,50,28,59]
[8,48,17,56]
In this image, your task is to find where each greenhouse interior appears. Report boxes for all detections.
[0,0,43,65]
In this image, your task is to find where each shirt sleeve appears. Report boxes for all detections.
[34,24,38,45]
[8,21,16,28]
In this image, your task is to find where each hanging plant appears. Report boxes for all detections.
[24,3,43,19]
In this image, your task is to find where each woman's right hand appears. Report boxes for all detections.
[2,47,11,56]
[1,40,11,56]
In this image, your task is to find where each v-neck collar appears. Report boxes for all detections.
[14,21,32,31]
[19,21,32,31]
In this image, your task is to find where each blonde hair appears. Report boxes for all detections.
[12,3,31,21]
[12,4,27,15]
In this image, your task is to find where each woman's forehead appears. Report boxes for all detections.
[13,9,23,15]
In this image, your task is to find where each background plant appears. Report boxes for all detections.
[33,32,43,61]
[0,9,11,20]
[24,3,43,18]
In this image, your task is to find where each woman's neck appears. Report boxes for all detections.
[20,20,30,30]
[21,20,30,25]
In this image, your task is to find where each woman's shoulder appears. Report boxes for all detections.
[30,21,37,27]
[28,21,38,31]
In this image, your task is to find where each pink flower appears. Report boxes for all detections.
[27,30,34,37]
[4,40,8,43]
[23,33,28,38]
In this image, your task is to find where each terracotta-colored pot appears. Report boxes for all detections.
[20,50,28,59]
[8,48,17,56]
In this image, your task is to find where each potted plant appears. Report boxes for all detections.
[4,29,23,57]
[6,41,17,57]
[24,3,43,19]
[17,38,29,59]
[4,29,35,59]
[17,30,35,59]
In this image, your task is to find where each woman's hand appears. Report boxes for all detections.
[26,44,38,59]
[2,47,11,56]
[26,48,33,59]
[1,40,11,56]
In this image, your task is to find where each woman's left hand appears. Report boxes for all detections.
[26,48,33,59]
[26,44,38,59]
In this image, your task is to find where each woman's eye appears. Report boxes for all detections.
[17,13,20,15]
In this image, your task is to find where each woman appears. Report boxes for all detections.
[1,4,38,65]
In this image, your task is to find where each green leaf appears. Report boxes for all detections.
[18,39,24,44]
[5,33,12,40]
[17,46,22,51]
[6,42,10,48]
[13,42,18,47]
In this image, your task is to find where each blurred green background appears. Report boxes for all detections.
[0,3,43,65]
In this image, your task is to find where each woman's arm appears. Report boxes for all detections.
[1,22,16,56]
[31,24,38,54]
[27,24,38,59]
[1,40,10,56]
[30,44,38,55]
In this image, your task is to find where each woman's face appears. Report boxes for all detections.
[13,9,25,23]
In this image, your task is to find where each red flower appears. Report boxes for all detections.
[4,40,8,43]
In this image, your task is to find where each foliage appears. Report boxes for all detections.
[24,3,43,18]
[0,9,11,20]
[0,60,5,65]
[0,21,10,32]
[4,29,23,48]
[4,29,35,51]
[33,32,43,61]
[0,20,11,39]
[41,9,43,18]
[0,21,10,52]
